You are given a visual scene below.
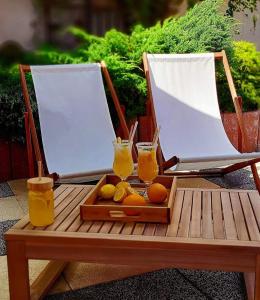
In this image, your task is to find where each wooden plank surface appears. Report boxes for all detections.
[230,192,249,241]
[240,193,260,241]
[121,222,135,235]
[133,223,145,235]
[221,191,237,240]
[110,222,124,234]
[9,184,260,246]
[99,221,114,234]
[143,223,156,236]
[249,192,260,229]
[190,190,201,238]
[177,190,192,237]
[88,221,104,233]
[202,191,214,239]
[212,191,225,239]
[166,190,184,237]
[77,221,92,232]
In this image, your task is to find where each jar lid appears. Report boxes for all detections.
[27,177,53,191]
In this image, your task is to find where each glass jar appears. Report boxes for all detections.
[27,177,54,226]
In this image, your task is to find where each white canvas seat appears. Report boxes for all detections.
[20,63,130,180]
[143,52,260,191]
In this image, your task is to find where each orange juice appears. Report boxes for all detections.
[113,141,134,181]
[137,148,158,183]
[27,177,54,226]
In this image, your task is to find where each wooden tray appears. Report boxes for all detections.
[80,175,177,223]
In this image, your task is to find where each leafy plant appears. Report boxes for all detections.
[217,40,260,111]
[226,0,259,16]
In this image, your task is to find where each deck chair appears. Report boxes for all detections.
[20,62,131,181]
[143,50,260,192]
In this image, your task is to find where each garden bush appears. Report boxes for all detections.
[0,0,259,142]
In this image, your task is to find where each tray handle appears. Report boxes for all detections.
[109,209,141,218]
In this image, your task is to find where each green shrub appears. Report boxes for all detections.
[0,0,258,142]
[217,41,260,112]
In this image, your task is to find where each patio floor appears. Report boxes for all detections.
[0,164,259,299]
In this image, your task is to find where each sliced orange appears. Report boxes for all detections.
[116,181,130,190]
[126,186,139,195]
[113,187,127,202]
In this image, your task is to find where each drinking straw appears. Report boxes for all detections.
[129,121,138,144]
[129,124,134,140]
[38,160,42,180]
[152,126,161,146]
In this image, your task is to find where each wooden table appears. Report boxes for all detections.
[5,184,260,300]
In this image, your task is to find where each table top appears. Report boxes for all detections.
[5,184,260,249]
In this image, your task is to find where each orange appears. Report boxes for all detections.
[122,194,146,216]
[147,183,168,204]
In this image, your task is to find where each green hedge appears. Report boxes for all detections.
[0,0,259,143]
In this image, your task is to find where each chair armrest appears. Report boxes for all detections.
[162,156,179,171]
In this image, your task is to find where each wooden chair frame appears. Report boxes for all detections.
[20,62,135,179]
[143,50,260,192]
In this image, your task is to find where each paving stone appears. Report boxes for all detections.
[0,183,14,198]
[0,220,18,256]
[0,197,24,221]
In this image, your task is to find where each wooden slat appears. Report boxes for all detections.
[99,222,114,234]
[46,188,88,231]
[230,192,249,241]
[30,261,67,300]
[221,191,237,240]
[53,185,68,198]
[67,215,83,232]
[202,191,214,239]
[177,190,192,237]
[56,213,79,232]
[77,221,92,232]
[56,189,90,232]
[52,187,84,218]
[240,192,260,241]
[143,223,156,236]
[121,222,135,235]
[167,190,184,237]
[88,221,104,233]
[248,192,260,229]
[24,223,34,230]
[110,222,124,234]
[154,224,168,236]
[212,191,225,239]
[53,187,75,208]
[12,216,30,230]
[190,190,201,238]
[132,223,145,235]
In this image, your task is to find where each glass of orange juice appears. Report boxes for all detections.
[136,142,158,194]
[113,140,134,182]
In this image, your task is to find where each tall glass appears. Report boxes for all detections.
[136,142,158,194]
[113,140,134,182]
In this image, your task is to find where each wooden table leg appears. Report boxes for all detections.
[6,240,30,300]
[255,255,260,300]
[244,272,255,300]
[30,261,68,300]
